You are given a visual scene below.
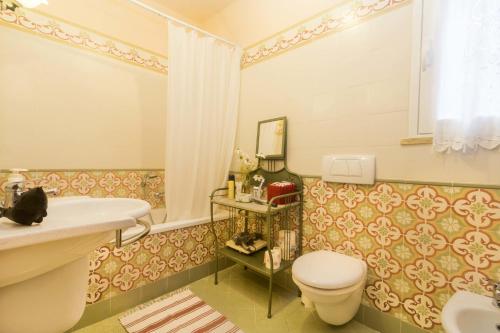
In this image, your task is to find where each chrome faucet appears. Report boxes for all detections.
[2,169,59,209]
[487,278,500,308]
[3,181,25,209]
[142,174,160,188]
[141,174,164,201]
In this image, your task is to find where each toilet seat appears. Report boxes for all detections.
[292,250,366,289]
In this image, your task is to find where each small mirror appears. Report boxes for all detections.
[256,117,286,160]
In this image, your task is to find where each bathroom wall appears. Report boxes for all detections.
[203,0,500,185]
[33,0,193,56]
[302,178,499,332]
[201,1,500,332]
[201,0,346,47]
[0,169,225,306]
[0,3,170,170]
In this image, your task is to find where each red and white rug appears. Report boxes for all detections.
[119,289,243,333]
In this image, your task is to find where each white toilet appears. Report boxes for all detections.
[292,250,367,325]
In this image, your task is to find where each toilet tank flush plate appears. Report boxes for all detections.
[322,155,375,185]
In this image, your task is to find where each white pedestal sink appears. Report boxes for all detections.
[442,291,500,333]
[0,196,151,333]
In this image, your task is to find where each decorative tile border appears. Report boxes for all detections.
[0,169,165,208]
[302,177,499,332]
[0,0,411,73]
[0,8,168,74]
[241,0,411,68]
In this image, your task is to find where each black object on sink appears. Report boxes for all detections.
[0,187,48,225]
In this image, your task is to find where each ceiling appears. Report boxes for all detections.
[150,0,235,23]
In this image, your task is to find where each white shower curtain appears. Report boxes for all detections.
[166,22,241,222]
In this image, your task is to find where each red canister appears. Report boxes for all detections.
[267,181,296,204]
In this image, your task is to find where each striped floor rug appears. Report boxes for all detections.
[119,289,244,333]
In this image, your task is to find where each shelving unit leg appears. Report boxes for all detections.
[209,201,219,285]
[267,269,273,318]
[267,213,273,318]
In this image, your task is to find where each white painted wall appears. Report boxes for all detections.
[0,28,166,169]
[206,3,500,185]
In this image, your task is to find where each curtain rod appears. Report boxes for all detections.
[127,0,240,48]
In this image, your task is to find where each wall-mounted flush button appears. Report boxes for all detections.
[347,160,362,177]
[330,160,349,176]
[322,155,375,185]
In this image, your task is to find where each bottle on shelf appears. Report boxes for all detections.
[227,175,235,199]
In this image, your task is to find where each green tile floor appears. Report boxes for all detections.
[74,265,378,333]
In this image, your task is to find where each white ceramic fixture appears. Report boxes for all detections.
[442,291,500,333]
[292,250,367,325]
[0,196,151,333]
[322,155,375,185]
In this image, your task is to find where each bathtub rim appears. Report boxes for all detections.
[121,211,229,238]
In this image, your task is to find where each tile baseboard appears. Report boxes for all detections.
[68,258,233,332]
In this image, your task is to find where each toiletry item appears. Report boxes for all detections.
[252,186,262,201]
[268,181,296,204]
[264,247,282,269]
[252,174,266,202]
[236,193,252,203]
[278,230,297,260]
[227,175,235,199]
[235,181,242,195]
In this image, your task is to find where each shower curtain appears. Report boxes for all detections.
[166,22,242,222]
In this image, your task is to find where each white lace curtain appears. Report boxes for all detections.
[433,0,500,152]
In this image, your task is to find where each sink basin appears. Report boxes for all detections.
[0,196,150,287]
[0,196,151,333]
[442,291,500,333]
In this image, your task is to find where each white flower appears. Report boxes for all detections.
[235,148,257,173]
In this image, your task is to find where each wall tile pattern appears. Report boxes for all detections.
[1,0,408,72]
[0,169,165,208]
[302,177,499,332]
[86,219,228,304]
[1,170,498,332]
[0,169,231,305]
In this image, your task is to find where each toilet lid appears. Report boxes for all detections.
[292,250,366,289]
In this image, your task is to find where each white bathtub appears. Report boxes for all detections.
[122,208,228,237]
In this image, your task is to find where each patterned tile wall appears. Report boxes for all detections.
[302,177,500,332]
[0,169,165,208]
[86,219,227,304]
[1,170,498,332]
[0,169,232,305]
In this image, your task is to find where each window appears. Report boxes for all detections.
[408,0,439,137]
[409,0,500,152]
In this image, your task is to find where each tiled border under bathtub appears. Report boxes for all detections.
[69,258,234,331]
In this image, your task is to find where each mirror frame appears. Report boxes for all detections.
[255,116,287,160]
